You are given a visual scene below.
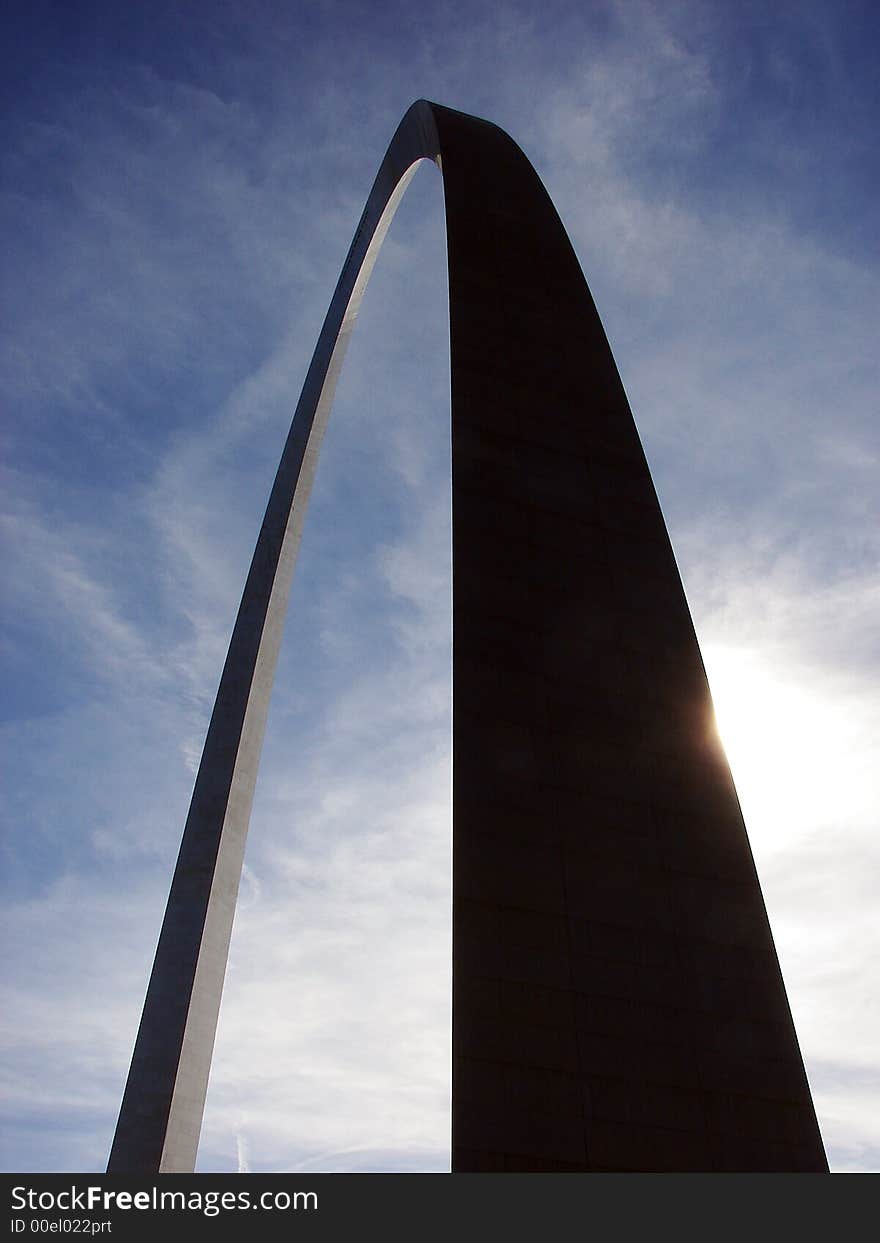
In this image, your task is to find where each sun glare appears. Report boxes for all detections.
[701,643,859,858]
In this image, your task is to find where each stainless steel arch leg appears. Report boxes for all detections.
[108,101,827,1174]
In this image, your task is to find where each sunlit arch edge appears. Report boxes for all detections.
[109,100,454,1174]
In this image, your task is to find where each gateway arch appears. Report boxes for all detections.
[108,101,828,1173]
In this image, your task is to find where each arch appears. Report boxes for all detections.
[108,102,827,1173]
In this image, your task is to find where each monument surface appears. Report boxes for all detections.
[108,101,828,1173]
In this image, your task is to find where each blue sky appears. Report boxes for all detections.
[1,0,877,1173]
